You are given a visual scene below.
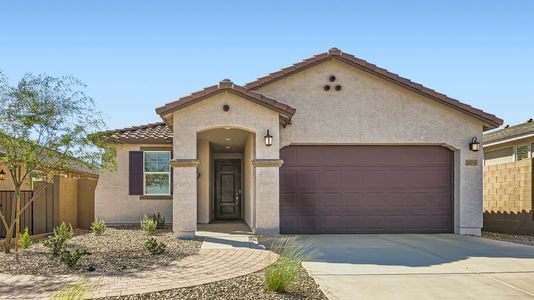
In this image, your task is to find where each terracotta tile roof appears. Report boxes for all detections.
[155,79,296,119]
[105,122,172,144]
[483,119,534,144]
[245,48,503,130]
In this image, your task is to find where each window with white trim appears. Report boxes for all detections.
[143,151,171,195]
[516,144,529,161]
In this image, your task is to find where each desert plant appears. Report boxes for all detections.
[264,258,301,292]
[18,227,31,249]
[51,281,92,300]
[263,237,315,293]
[140,216,157,235]
[90,219,107,235]
[60,248,91,268]
[44,222,74,256]
[145,237,166,255]
[148,212,166,229]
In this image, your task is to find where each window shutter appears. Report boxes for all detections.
[129,151,144,195]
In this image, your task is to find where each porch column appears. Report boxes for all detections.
[253,159,284,235]
[170,159,200,239]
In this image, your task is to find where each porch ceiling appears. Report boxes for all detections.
[198,128,250,153]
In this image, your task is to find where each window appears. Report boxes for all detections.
[143,151,171,195]
[516,145,529,161]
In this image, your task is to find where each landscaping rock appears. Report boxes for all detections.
[482,231,534,246]
[0,226,201,276]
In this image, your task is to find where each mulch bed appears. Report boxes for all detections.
[102,266,327,300]
[482,231,534,246]
[0,226,201,276]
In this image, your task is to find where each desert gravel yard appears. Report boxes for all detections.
[482,231,534,246]
[102,266,327,300]
[0,226,201,275]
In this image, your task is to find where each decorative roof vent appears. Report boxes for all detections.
[219,79,234,88]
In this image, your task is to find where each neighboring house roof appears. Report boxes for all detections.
[0,146,98,177]
[245,48,503,130]
[155,79,296,123]
[105,122,172,144]
[483,119,534,145]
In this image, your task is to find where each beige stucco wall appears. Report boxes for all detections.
[0,164,32,191]
[170,92,281,237]
[257,59,486,235]
[197,139,210,224]
[95,144,173,224]
[243,133,255,228]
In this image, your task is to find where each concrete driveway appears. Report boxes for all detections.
[298,234,534,300]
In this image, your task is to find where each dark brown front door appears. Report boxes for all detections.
[280,145,454,234]
[215,159,242,220]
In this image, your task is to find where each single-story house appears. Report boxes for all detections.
[95,48,502,237]
[483,119,534,233]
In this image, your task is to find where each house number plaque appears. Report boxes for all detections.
[465,160,478,166]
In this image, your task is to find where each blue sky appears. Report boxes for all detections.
[1,1,532,130]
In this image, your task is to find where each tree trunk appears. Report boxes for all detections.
[14,187,21,252]
[3,226,13,254]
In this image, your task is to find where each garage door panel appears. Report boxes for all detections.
[280,145,453,234]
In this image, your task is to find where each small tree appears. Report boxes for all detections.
[0,71,115,253]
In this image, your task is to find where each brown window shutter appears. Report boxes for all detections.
[170,151,173,195]
[129,151,143,195]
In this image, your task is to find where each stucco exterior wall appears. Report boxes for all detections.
[95,144,173,224]
[197,139,210,224]
[257,59,485,235]
[243,133,255,228]
[171,93,280,237]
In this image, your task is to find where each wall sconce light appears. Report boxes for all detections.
[264,130,273,147]
[0,169,6,181]
[469,137,480,152]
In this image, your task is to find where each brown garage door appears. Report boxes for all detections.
[280,145,453,233]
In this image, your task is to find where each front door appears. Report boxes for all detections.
[215,159,241,220]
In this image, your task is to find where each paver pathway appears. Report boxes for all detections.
[0,248,276,299]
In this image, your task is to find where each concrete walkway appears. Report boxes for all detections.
[299,234,534,300]
[0,223,275,299]
[197,221,264,250]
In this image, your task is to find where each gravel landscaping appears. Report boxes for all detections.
[0,226,201,276]
[482,231,534,246]
[101,265,327,300]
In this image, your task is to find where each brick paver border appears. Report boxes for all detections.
[0,248,277,299]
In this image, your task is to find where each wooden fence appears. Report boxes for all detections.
[0,191,34,238]
[0,176,96,238]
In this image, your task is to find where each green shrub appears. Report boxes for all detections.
[44,222,74,256]
[145,237,166,255]
[90,219,107,235]
[263,237,315,293]
[19,227,32,249]
[140,216,158,234]
[51,281,91,300]
[60,248,91,268]
[264,258,301,292]
[147,212,166,229]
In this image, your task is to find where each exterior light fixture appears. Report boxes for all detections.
[264,130,273,147]
[469,137,480,152]
[0,169,5,181]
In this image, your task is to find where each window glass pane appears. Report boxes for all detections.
[145,174,170,195]
[144,152,171,172]
[517,145,529,161]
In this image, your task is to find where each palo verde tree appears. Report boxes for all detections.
[0,71,115,254]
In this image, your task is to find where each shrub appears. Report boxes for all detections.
[263,237,315,293]
[44,222,74,256]
[264,258,301,292]
[19,227,32,249]
[140,216,157,235]
[147,212,166,229]
[60,248,91,268]
[145,237,166,255]
[90,219,107,235]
